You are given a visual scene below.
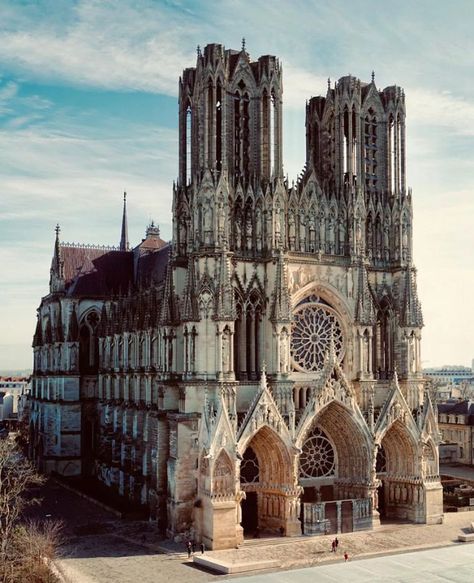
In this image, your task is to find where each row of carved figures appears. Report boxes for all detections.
[176,200,411,261]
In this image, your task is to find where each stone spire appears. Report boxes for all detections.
[270,250,291,323]
[68,304,79,342]
[33,316,43,347]
[160,252,179,325]
[182,256,199,321]
[355,264,375,325]
[401,266,423,327]
[49,224,65,293]
[119,192,129,251]
[215,250,235,320]
[55,302,64,342]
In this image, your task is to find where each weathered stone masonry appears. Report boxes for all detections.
[30,42,443,549]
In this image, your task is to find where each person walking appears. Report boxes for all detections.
[200,542,205,554]
[335,536,339,550]
[331,539,336,552]
[187,540,192,558]
[344,551,349,562]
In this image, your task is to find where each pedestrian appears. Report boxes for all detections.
[335,536,339,549]
[200,542,205,554]
[344,551,349,562]
[331,539,336,552]
[187,540,192,558]
[192,541,196,553]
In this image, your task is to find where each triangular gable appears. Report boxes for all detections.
[199,389,236,456]
[295,354,362,446]
[374,372,419,443]
[236,367,291,453]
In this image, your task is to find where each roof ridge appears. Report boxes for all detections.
[60,242,121,251]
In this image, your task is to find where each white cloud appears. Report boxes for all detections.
[408,88,474,136]
[0,1,195,95]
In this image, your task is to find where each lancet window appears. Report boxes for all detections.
[233,291,263,380]
[373,298,394,379]
[364,108,378,192]
[233,85,250,180]
[79,311,100,374]
[185,105,192,185]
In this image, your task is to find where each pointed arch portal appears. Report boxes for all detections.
[239,426,297,536]
[298,402,374,535]
[377,420,423,522]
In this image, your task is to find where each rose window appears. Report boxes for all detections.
[300,428,336,478]
[291,301,344,372]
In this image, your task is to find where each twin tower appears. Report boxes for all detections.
[173,41,409,266]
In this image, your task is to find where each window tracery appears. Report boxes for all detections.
[299,427,336,478]
[240,446,259,484]
[291,299,344,372]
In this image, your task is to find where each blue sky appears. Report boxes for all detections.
[1,0,473,371]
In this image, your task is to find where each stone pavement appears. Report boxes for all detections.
[55,512,474,583]
[228,544,474,583]
[29,480,474,583]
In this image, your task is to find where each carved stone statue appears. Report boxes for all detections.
[245,215,252,251]
[235,214,242,250]
[217,200,225,243]
[288,212,296,250]
[255,207,262,251]
[222,330,230,373]
[299,211,306,251]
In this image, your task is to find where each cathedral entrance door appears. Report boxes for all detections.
[241,491,258,535]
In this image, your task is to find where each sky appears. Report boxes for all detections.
[0,0,473,372]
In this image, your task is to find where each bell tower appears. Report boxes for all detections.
[174,42,283,257]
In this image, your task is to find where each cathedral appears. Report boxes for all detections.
[30,42,443,549]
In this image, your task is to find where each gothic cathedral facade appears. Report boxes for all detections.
[30,43,443,549]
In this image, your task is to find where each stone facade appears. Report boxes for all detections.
[30,42,443,549]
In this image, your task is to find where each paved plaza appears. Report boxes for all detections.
[229,545,474,583]
[30,480,474,583]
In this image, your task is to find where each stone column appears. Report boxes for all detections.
[249,313,256,378]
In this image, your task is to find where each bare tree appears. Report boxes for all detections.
[0,439,44,574]
[459,380,474,401]
[426,378,442,406]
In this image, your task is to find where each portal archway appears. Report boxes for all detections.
[239,426,296,535]
[378,420,421,521]
[298,401,373,534]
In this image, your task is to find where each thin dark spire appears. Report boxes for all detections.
[120,191,129,251]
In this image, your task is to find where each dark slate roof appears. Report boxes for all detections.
[60,244,133,297]
[438,400,474,421]
[136,243,170,286]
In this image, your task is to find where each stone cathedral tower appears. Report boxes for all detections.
[30,42,442,550]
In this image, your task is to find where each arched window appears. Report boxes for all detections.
[216,80,222,172]
[364,108,377,192]
[186,105,192,184]
[374,298,394,378]
[79,311,100,374]
[207,78,214,169]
